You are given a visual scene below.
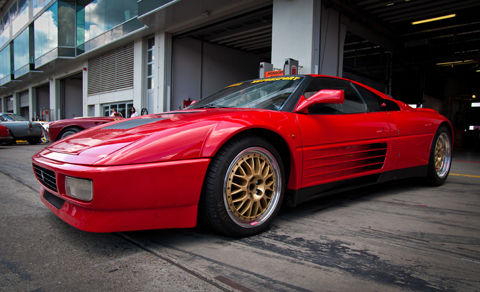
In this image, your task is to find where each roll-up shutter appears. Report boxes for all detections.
[88,56,102,95]
[19,91,29,107]
[116,45,134,90]
[6,96,13,111]
[88,43,134,95]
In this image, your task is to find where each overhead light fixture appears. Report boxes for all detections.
[473,95,477,99]
[412,14,456,25]
[436,60,475,66]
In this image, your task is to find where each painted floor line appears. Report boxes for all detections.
[453,160,480,164]
[450,173,480,178]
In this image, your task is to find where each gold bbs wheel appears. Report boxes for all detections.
[434,132,451,178]
[224,147,282,228]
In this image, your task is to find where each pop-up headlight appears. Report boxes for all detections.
[65,176,93,201]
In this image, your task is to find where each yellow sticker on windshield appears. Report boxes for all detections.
[226,82,243,88]
[251,77,301,83]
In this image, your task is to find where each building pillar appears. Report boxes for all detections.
[29,87,35,120]
[81,61,91,117]
[49,78,58,121]
[133,38,143,113]
[272,0,346,77]
[12,91,18,114]
[156,30,172,112]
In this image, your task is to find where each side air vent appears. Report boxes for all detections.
[303,143,388,186]
[33,164,58,193]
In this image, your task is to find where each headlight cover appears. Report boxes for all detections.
[65,176,93,201]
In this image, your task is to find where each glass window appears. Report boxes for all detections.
[0,29,10,55]
[58,1,76,47]
[77,0,138,46]
[2,13,10,28]
[354,84,400,112]
[188,77,305,110]
[146,37,154,90]
[33,0,56,17]
[302,77,367,114]
[13,28,30,71]
[34,2,58,59]
[0,45,11,79]
[9,3,18,21]
[12,0,29,37]
[18,0,27,10]
[102,102,133,117]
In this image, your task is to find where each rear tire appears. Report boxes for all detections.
[199,135,285,237]
[425,125,452,186]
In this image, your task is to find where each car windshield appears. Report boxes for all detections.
[186,76,304,110]
[10,114,27,121]
[1,113,26,121]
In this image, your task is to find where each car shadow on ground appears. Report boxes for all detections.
[123,178,431,243]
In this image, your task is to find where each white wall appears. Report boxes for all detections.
[272,0,318,74]
[172,38,202,110]
[272,0,346,77]
[171,37,260,111]
[202,42,259,97]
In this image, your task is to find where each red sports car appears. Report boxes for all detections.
[0,124,14,145]
[47,116,124,142]
[32,75,453,237]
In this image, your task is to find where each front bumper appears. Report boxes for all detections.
[32,155,210,232]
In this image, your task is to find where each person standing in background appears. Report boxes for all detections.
[130,107,139,118]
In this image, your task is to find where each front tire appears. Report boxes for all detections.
[200,135,285,237]
[426,125,452,186]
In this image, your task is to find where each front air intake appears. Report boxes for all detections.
[33,164,58,193]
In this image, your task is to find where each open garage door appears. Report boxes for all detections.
[60,73,83,119]
[171,6,272,110]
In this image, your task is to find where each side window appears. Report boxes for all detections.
[303,77,366,114]
[354,84,400,112]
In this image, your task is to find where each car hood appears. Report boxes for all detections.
[37,109,287,166]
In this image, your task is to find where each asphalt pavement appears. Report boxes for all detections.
[0,143,479,292]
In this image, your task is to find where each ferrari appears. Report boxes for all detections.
[47,116,125,142]
[32,75,453,237]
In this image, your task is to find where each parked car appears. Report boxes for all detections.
[47,116,125,142]
[0,113,43,144]
[32,74,453,237]
[0,124,14,145]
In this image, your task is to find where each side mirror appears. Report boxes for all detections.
[295,89,344,114]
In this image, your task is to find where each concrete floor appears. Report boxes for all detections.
[0,143,479,292]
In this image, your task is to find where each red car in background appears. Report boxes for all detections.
[47,116,124,142]
[32,75,453,237]
[0,124,14,145]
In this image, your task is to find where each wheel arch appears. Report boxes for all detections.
[439,121,454,146]
[207,127,296,192]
